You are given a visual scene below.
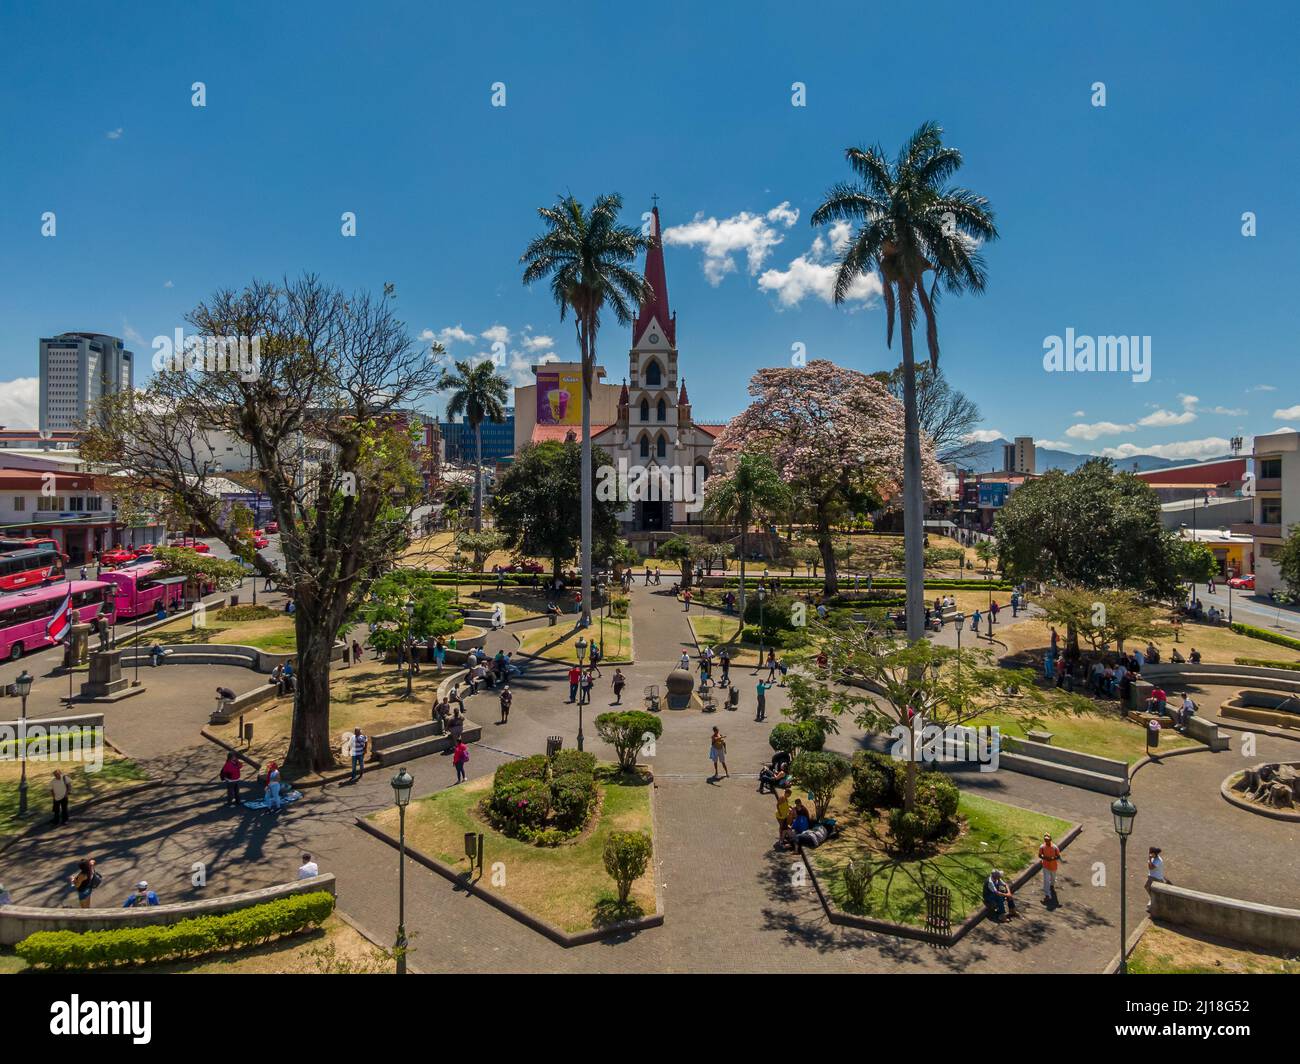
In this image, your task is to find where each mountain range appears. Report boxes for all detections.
[955,438,1231,475]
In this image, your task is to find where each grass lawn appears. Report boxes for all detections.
[0,915,392,975]
[206,660,454,778]
[810,782,1071,927]
[0,755,149,842]
[368,765,654,932]
[688,615,762,666]
[968,701,1198,765]
[464,588,549,622]
[119,605,298,653]
[1129,923,1299,974]
[518,616,633,664]
[402,533,519,573]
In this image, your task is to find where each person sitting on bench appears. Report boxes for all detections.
[758,749,792,794]
[983,869,1017,922]
[1189,648,1201,664]
[1170,647,1185,664]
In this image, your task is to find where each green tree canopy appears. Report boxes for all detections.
[359,568,464,652]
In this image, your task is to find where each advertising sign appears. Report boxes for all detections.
[536,368,582,426]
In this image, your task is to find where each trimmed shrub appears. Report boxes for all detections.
[790,750,850,821]
[485,751,597,843]
[1230,623,1300,652]
[842,858,873,911]
[603,830,653,905]
[768,720,825,757]
[594,711,662,771]
[1235,657,1300,671]
[849,750,899,811]
[14,891,335,970]
[215,604,282,622]
[887,808,927,855]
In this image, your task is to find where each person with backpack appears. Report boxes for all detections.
[70,859,101,909]
[453,739,470,783]
[122,880,160,907]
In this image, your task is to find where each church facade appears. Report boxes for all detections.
[520,204,726,540]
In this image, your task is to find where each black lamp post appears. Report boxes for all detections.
[390,767,413,974]
[753,585,767,674]
[1110,793,1137,974]
[15,669,32,816]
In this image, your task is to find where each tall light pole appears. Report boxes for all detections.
[1110,793,1137,974]
[753,585,767,674]
[403,599,415,699]
[15,669,32,815]
[390,767,413,974]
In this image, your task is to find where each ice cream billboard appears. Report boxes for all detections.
[537,368,582,426]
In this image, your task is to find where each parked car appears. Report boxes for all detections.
[253,536,269,549]
[100,549,137,567]
[265,521,279,534]
[1227,574,1255,590]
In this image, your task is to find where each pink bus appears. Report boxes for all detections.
[0,580,113,661]
[101,560,186,620]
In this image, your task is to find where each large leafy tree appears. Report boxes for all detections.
[1276,525,1300,600]
[359,569,464,656]
[83,275,433,773]
[703,451,792,614]
[437,358,509,532]
[813,122,998,644]
[711,360,940,595]
[492,440,621,584]
[520,194,651,627]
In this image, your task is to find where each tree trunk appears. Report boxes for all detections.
[580,318,594,628]
[898,283,925,650]
[816,502,839,596]
[283,612,338,775]
[473,422,484,533]
[738,524,748,616]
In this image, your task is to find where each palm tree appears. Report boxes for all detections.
[812,122,998,646]
[704,452,792,616]
[438,358,509,532]
[520,193,651,627]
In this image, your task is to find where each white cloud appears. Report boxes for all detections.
[481,324,511,345]
[521,334,554,352]
[1248,384,1276,392]
[1036,440,1072,450]
[1065,421,1135,441]
[1206,405,1245,416]
[163,280,174,288]
[0,377,39,427]
[1098,437,1233,462]
[1273,404,1300,419]
[106,127,123,140]
[434,324,475,346]
[663,202,799,286]
[756,227,883,308]
[1139,408,1196,427]
[122,320,146,346]
[961,429,1004,443]
[1072,410,1086,418]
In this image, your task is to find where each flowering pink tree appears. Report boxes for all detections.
[711,360,941,594]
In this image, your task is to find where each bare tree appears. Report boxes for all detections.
[83,275,439,773]
[872,363,983,466]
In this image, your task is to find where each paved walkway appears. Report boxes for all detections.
[3,576,1296,972]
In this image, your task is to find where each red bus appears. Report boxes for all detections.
[0,547,66,592]
[101,560,185,620]
[0,537,62,556]
[0,580,112,661]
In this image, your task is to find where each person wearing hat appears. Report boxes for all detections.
[123,881,159,907]
[1038,833,1062,903]
[982,868,1017,922]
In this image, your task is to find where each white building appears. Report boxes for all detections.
[39,332,134,433]
[1234,429,1300,594]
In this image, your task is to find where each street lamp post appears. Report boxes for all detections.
[15,669,33,815]
[1110,793,1138,974]
[753,585,767,674]
[390,767,413,974]
[954,613,964,711]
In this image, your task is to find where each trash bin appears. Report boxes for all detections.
[728,687,740,710]
[1147,719,1161,748]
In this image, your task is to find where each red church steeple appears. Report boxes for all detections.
[634,204,675,348]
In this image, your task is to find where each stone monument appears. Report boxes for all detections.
[76,649,145,703]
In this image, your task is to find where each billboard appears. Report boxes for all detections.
[978,483,1010,509]
[536,368,582,426]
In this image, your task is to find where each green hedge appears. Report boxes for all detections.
[1235,657,1300,671]
[707,576,1014,592]
[1230,623,1300,652]
[14,891,336,970]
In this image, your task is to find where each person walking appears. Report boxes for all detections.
[756,678,771,722]
[682,588,692,612]
[1038,833,1062,903]
[990,600,1000,625]
[718,648,731,687]
[49,769,71,826]
[611,668,626,705]
[588,641,602,678]
[764,650,779,684]
[970,609,981,633]
[498,684,512,724]
[349,729,368,782]
[448,708,465,748]
[453,739,469,783]
[70,859,100,909]
[708,727,729,780]
[579,669,594,706]
[219,753,242,806]
[568,665,581,703]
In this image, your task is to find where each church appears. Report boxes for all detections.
[513,204,726,542]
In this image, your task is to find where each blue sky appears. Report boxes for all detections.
[1,0,1296,462]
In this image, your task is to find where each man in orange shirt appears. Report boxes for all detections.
[1038,833,1062,903]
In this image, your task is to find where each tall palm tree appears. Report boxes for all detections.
[520,193,651,627]
[704,452,792,616]
[812,122,998,646]
[438,358,509,532]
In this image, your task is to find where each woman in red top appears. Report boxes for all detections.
[453,740,469,783]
